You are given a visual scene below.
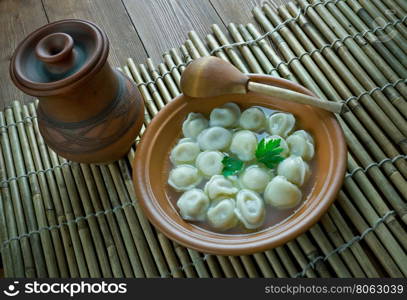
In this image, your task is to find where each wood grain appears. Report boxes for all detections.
[210,0,291,25]
[42,0,148,69]
[0,0,48,109]
[123,0,226,62]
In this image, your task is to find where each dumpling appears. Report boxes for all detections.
[195,151,224,178]
[277,156,310,186]
[239,107,266,131]
[291,130,314,144]
[197,127,232,151]
[182,113,209,139]
[168,165,202,191]
[229,130,258,161]
[170,140,200,165]
[209,102,241,128]
[268,135,289,157]
[178,137,195,144]
[268,112,295,137]
[177,189,210,221]
[204,175,239,200]
[239,165,272,193]
[264,176,302,209]
[235,189,265,229]
[207,198,238,230]
[286,134,314,161]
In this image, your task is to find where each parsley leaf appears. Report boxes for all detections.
[255,138,285,169]
[222,156,244,177]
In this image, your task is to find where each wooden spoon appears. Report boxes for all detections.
[181,56,345,114]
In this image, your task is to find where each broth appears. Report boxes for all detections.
[165,106,316,234]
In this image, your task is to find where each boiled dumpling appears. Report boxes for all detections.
[264,176,302,209]
[268,112,295,137]
[277,156,310,186]
[195,151,224,178]
[235,189,265,229]
[197,127,232,151]
[291,130,314,144]
[204,175,239,200]
[182,113,209,139]
[239,107,266,131]
[168,165,202,191]
[225,175,240,188]
[207,198,238,230]
[239,165,272,193]
[268,135,289,157]
[209,102,241,128]
[286,134,314,161]
[177,189,210,221]
[229,130,258,161]
[170,140,200,165]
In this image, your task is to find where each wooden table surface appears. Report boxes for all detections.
[0,0,290,109]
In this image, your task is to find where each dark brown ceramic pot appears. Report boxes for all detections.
[10,19,144,163]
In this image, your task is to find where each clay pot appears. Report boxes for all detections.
[10,19,144,163]
[132,75,347,255]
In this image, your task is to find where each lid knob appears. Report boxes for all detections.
[35,32,75,74]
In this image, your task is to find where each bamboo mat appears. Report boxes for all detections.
[1,0,407,278]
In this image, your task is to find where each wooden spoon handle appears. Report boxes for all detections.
[248,81,344,114]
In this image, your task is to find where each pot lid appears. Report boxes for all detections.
[10,19,109,96]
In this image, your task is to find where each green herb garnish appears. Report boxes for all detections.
[221,156,244,177]
[255,138,285,169]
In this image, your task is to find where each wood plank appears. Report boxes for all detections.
[123,0,227,63]
[42,0,148,68]
[0,0,48,109]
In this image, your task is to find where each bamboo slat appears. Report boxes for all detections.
[183,35,315,279]
[322,1,407,100]
[278,4,407,156]
[333,0,407,76]
[298,0,407,121]
[358,0,407,51]
[211,24,250,73]
[1,0,407,278]
[383,0,407,20]
[12,102,63,278]
[131,54,222,277]
[0,141,25,277]
[346,0,407,68]
[28,103,84,277]
[206,34,231,63]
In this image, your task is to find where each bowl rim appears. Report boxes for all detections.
[132,74,347,255]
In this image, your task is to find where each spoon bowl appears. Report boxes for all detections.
[181,56,345,114]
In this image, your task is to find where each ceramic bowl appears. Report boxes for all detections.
[132,74,346,255]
